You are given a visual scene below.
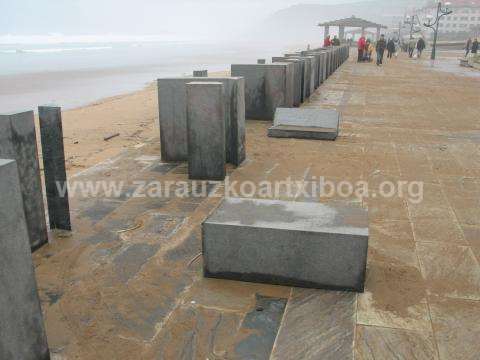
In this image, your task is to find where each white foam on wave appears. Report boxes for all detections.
[0,46,113,54]
[0,33,192,45]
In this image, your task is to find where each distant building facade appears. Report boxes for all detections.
[426,0,480,38]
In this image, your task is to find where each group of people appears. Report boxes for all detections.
[465,38,479,57]
[323,35,341,47]
[355,34,428,65]
[407,37,426,59]
[356,35,399,66]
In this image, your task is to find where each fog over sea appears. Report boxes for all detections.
[0,35,288,113]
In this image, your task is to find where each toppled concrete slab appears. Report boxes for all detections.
[268,108,341,141]
[203,197,369,292]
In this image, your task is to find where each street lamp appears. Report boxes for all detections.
[405,15,422,39]
[424,2,453,60]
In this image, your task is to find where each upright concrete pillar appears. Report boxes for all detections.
[38,106,71,231]
[193,70,208,77]
[231,63,294,120]
[302,51,320,89]
[325,25,330,37]
[0,159,50,360]
[0,111,48,251]
[186,82,226,180]
[158,77,245,166]
[339,26,345,41]
[272,57,303,106]
[285,55,312,99]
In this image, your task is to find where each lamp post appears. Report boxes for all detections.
[424,2,453,60]
[405,15,421,39]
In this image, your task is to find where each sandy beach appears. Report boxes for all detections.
[35,70,231,174]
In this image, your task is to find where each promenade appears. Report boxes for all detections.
[33,50,480,359]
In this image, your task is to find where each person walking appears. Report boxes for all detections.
[472,38,479,54]
[332,35,340,46]
[417,37,426,59]
[358,35,366,62]
[376,35,387,66]
[387,38,396,59]
[408,38,416,58]
[366,40,374,62]
[324,35,332,47]
[465,38,472,57]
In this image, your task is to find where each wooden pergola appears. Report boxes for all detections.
[318,16,388,41]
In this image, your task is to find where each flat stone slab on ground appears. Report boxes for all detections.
[268,108,341,140]
[203,197,369,292]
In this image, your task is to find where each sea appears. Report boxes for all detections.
[0,37,288,113]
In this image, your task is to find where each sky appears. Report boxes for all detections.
[0,0,367,41]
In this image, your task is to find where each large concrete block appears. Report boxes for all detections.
[231,63,294,121]
[203,197,369,292]
[272,57,302,107]
[268,108,341,141]
[157,77,245,166]
[0,111,48,251]
[285,55,313,99]
[186,82,226,180]
[39,106,71,231]
[0,159,50,360]
[302,51,321,89]
[319,52,327,83]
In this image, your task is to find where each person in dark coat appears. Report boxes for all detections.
[465,38,472,57]
[387,38,396,59]
[376,35,387,66]
[472,38,479,54]
[416,37,426,59]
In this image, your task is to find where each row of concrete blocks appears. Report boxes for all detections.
[0,108,71,251]
[158,77,246,180]
[232,45,350,121]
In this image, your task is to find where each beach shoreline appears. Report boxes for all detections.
[34,70,231,175]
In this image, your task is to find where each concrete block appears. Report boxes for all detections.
[320,52,327,83]
[285,55,313,99]
[268,108,341,141]
[38,106,71,231]
[157,77,245,166]
[302,51,321,89]
[257,59,266,64]
[186,82,226,180]
[272,57,302,107]
[203,197,369,292]
[0,159,50,360]
[0,111,48,251]
[231,63,294,121]
[193,70,208,77]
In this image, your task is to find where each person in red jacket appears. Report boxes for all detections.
[324,35,332,47]
[358,35,366,62]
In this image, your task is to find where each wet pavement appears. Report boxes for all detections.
[34,50,480,359]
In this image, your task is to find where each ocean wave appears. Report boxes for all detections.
[0,34,192,45]
[0,46,113,54]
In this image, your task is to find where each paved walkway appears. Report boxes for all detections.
[34,51,480,359]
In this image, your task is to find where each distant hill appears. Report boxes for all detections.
[247,0,424,47]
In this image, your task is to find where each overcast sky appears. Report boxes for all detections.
[0,0,366,39]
